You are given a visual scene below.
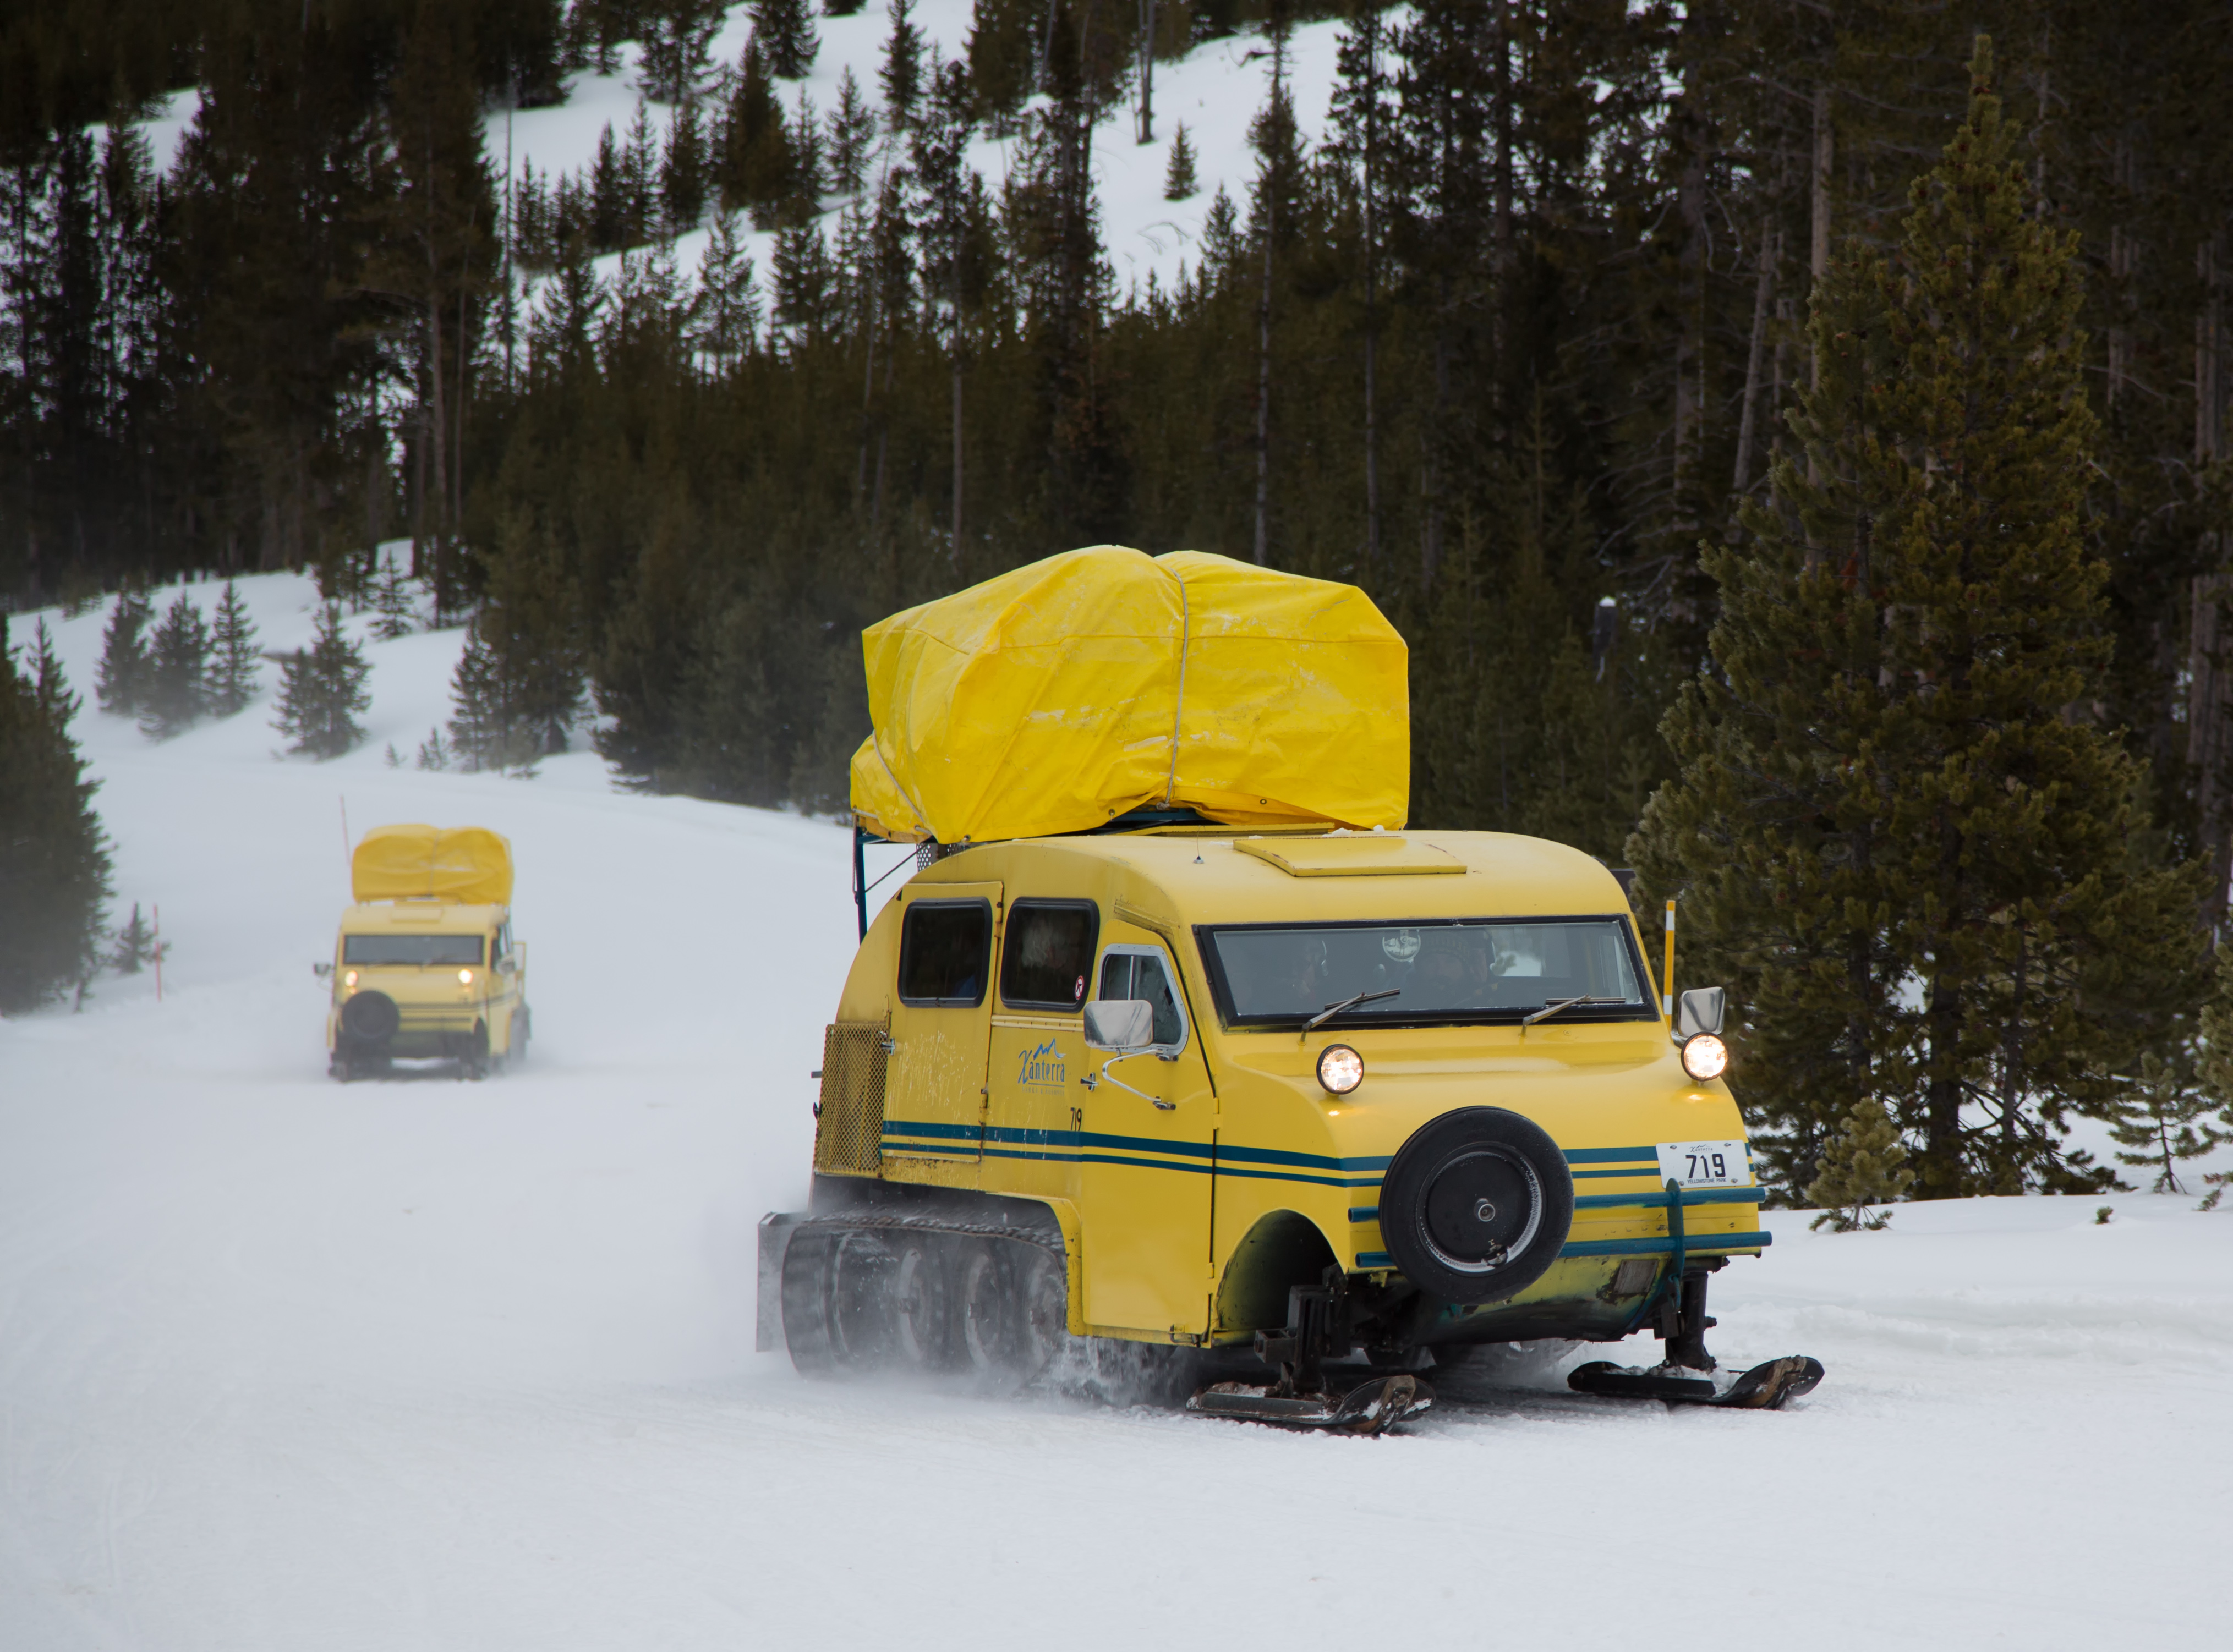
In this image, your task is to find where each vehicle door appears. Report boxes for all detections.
[488,920,519,1040]
[983,899,1097,1204]
[880,883,1000,1166]
[1076,936,1217,1339]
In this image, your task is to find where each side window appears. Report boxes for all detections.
[897,901,993,1006]
[1098,947,1186,1047]
[1000,901,1098,1011]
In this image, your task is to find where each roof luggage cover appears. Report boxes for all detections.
[849,546,1409,844]
[350,824,514,905]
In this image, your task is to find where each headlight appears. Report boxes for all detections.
[1680,1033,1730,1082]
[1317,1044,1364,1095]
[458,968,475,985]
[343,969,358,989]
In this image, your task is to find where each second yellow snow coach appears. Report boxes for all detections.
[317,824,530,1081]
[758,547,1822,1430]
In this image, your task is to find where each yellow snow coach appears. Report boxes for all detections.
[759,547,1821,1430]
[318,824,530,1082]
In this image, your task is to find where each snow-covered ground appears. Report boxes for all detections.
[4,573,2231,1650]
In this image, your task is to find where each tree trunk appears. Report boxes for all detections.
[1254,200,1272,566]
[2191,237,2229,923]
[1135,0,1156,142]
[1490,1,1511,437]
[951,303,965,568]
[1810,83,1832,389]
[1361,6,1381,575]
[1733,224,1777,497]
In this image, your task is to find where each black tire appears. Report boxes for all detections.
[340,991,399,1042]
[1379,1107,1574,1304]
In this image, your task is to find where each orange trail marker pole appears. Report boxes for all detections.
[1662,899,1676,1019]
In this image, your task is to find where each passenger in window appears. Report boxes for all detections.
[1410,929,1490,1008]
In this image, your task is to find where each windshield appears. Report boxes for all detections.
[342,933,485,967]
[1199,918,1651,1027]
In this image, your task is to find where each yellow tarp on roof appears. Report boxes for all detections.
[850,546,1408,844]
[351,825,513,905]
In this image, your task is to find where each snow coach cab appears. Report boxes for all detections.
[760,547,1821,1429]
[317,825,530,1082]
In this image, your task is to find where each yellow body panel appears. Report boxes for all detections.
[821,829,1761,1347]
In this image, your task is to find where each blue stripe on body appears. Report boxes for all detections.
[1575,1187,1764,1210]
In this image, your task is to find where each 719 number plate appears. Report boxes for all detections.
[1656,1140,1752,1188]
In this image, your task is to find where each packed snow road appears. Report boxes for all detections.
[3,577,2229,1649]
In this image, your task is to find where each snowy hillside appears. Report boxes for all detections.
[143,4,1345,312]
[3,574,2232,1650]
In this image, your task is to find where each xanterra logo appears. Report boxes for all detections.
[1017,1038,1066,1088]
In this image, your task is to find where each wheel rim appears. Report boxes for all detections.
[1015,1250,1066,1381]
[893,1242,945,1368]
[957,1245,1008,1375]
[1417,1147,1542,1275]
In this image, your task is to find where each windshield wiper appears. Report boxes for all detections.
[1521,995,1627,1027]
[1304,987,1400,1034]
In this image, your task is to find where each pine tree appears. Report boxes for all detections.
[719,39,796,224]
[272,603,373,759]
[0,614,114,1013]
[24,621,78,724]
[415,726,452,770]
[111,901,157,974]
[205,581,261,715]
[138,591,212,738]
[1806,1099,1917,1231]
[966,0,1037,134]
[753,0,820,80]
[660,99,712,234]
[878,0,924,133]
[446,515,588,770]
[787,88,827,222]
[95,591,151,715]
[1630,39,2208,1200]
[1162,122,1198,201]
[2108,1052,2229,1195]
[825,66,877,199]
[370,555,418,639]
[691,212,762,374]
[643,0,726,103]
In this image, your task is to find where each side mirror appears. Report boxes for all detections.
[495,952,515,976]
[1083,998,1155,1052]
[313,962,333,979]
[1674,986,1726,1040]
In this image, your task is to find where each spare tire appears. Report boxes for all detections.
[1380,1107,1574,1304]
[340,990,401,1042]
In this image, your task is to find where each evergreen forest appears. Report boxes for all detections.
[8,0,2233,1197]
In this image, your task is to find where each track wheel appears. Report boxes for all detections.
[1015,1247,1068,1383]
[826,1228,897,1370]
[780,1226,840,1376]
[955,1239,1015,1384]
[891,1237,952,1370]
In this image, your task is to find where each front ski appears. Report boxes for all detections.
[1187,1373,1433,1434]
[1567,1355,1824,1410]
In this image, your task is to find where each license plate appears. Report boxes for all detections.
[1656,1140,1752,1188]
